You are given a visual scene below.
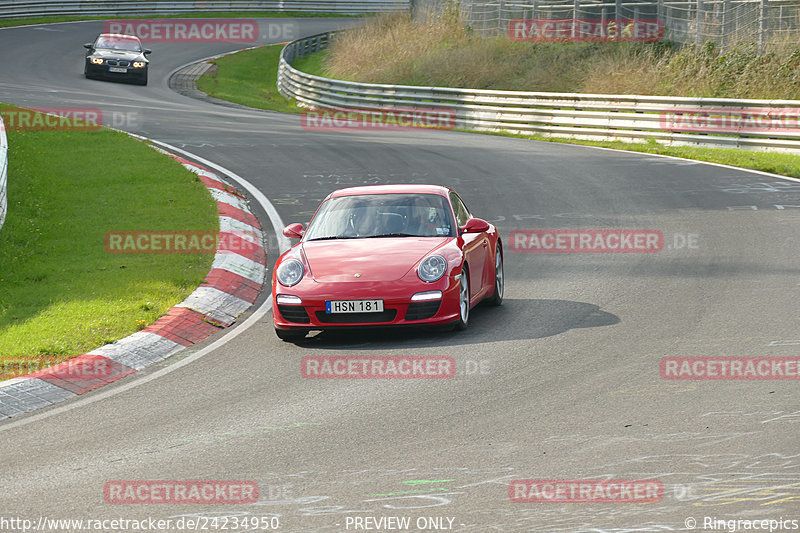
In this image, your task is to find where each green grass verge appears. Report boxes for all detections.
[0,105,218,379]
[0,12,357,29]
[197,44,303,114]
[292,49,330,78]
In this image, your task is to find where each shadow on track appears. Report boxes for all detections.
[289,298,620,349]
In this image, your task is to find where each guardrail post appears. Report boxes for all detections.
[572,0,579,39]
[695,0,704,46]
[601,5,607,34]
[719,0,727,47]
[615,0,622,39]
[759,0,768,53]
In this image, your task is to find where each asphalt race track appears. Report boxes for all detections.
[1,18,799,533]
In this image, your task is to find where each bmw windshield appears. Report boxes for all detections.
[94,36,142,52]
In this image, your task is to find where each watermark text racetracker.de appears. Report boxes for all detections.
[105,19,298,42]
[509,479,664,503]
[105,19,259,43]
[104,230,260,254]
[0,107,142,131]
[661,108,800,135]
[1,355,113,381]
[509,229,701,252]
[300,356,490,379]
[509,18,664,42]
[1,356,63,378]
[104,480,258,504]
[661,357,800,380]
[301,356,455,379]
[0,515,280,531]
[300,107,457,132]
[510,229,662,253]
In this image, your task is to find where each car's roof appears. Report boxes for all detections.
[328,184,452,199]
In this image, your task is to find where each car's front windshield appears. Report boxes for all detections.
[304,193,455,241]
[95,37,142,52]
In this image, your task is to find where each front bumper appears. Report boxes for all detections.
[273,277,461,330]
[86,63,147,81]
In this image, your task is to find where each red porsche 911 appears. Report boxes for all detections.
[272,184,503,341]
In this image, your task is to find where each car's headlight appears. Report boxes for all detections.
[90,57,104,65]
[277,259,304,287]
[133,61,145,68]
[417,255,447,282]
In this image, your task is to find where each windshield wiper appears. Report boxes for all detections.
[308,233,423,240]
[306,235,361,241]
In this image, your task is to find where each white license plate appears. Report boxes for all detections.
[108,67,127,73]
[326,299,384,313]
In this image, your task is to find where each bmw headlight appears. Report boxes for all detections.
[417,255,447,282]
[133,61,145,68]
[277,259,304,287]
[90,57,104,65]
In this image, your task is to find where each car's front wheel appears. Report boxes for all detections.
[275,328,306,342]
[454,266,470,330]
[486,242,503,306]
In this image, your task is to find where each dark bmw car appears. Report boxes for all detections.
[84,34,151,85]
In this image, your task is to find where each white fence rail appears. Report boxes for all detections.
[278,31,800,153]
[0,0,409,18]
[0,115,7,232]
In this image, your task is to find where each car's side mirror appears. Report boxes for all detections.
[282,223,304,239]
[144,49,152,55]
[461,217,490,234]
[83,43,93,49]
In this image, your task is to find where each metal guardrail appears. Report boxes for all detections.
[0,115,7,232]
[278,31,800,153]
[0,0,408,18]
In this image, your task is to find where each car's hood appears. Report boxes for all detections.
[301,238,449,282]
[91,49,144,60]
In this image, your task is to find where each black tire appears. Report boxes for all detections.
[486,241,504,306]
[454,266,470,331]
[275,328,306,342]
